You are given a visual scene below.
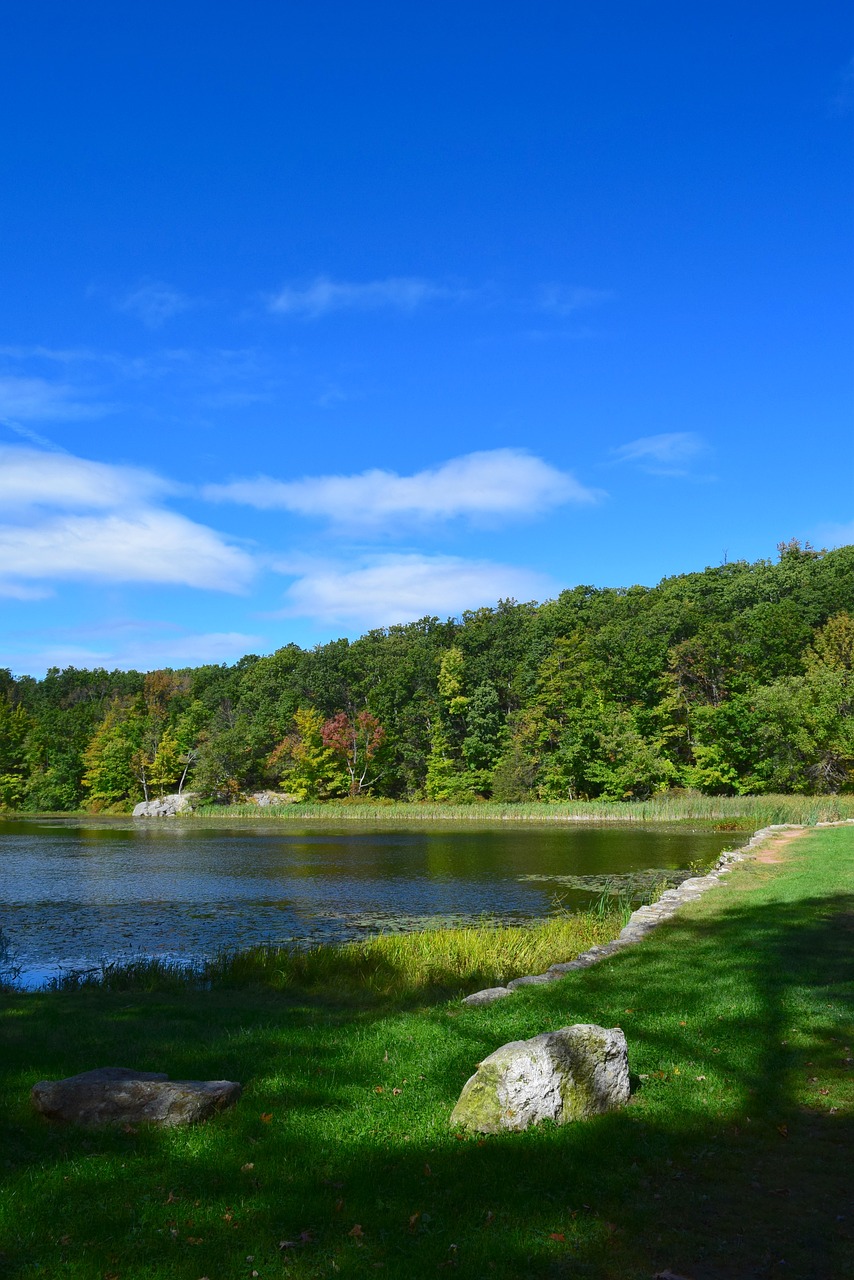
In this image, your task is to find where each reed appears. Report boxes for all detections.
[47,911,620,1000]
[192,792,854,826]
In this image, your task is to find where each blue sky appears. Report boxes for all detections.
[0,2,851,675]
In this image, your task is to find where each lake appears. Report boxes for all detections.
[0,817,739,988]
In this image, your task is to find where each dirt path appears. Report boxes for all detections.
[753,825,810,863]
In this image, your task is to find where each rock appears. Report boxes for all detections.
[132,793,195,818]
[462,986,513,1006]
[506,972,560,990]
[246,790,295,807]
[449,1024,629,1134]
[31,1067,241,1127]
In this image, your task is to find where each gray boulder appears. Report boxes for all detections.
[132,793,195,818]
[31,1067,241,1127]
[462,986,512,1006]
[450,1024,629,1134]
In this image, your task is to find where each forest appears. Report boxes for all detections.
[1,540,853,812]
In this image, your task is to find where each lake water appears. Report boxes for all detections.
[0,818,739,988]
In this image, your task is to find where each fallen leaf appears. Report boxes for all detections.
[165,1191,179,1204]
[374,1086,384,1094]
[695,1075,706,1082]
[777,1124,788,1138]
[348,1223,364,1239]
[679,1020,686,1026]
[549,1232,565,1242]
[240,1162,255,1172]
[260,1112,273,1124]
[392,1088,401,1096]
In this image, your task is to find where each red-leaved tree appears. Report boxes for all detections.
[321,710,386,796]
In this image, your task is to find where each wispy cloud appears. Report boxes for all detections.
[0,445,254,594]
[611,432,708,476]
[116,281,194,328]
[268,275,467,319]
[205,448,600,526]
[275,553,555,627]
[0,446,173,511]
[0,374,103,422]
[537,284,613,316]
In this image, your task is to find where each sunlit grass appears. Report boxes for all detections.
[47,912,622,1001]
[193,791,854,826]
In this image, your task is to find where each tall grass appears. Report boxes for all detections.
[48,912,620,1000]
[193,792,854,826]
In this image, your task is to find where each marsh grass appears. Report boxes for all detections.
[193,791,854,826]
[47,912,620,1001]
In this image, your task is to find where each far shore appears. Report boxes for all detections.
[4,793,854,827]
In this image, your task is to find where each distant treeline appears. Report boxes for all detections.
[2,540,853,812]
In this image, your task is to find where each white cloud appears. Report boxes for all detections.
[612,432,707,475]
[0,446,172,512]
[0,445,254,594]
[0,511,253,592]
[538,285,613,316]
[117,281,193,328]
[268,275,466,318]
[205,448,600,526]
[276,553,555,627]
[0,374,102,422]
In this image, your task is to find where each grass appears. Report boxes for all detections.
[1,825,852,1278]
[192,792,854,827]
[44,912,623,1004]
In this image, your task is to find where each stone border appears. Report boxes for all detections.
[461,819,854,1006]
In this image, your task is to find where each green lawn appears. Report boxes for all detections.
[1,825,852,1279]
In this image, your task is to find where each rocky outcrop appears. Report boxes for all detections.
[450,1024,629,1133]
[31,1067,241,1127]
[132,793,195,818]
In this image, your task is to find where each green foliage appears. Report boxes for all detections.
[5,544,854,809]
[81,700,144,811]
[267,707,343,800]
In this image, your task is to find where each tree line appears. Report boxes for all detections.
[1,540,853,812]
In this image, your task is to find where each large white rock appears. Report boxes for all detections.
[132,793,195,818]
[449,1024,629,1134]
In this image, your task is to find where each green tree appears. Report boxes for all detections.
[81,701,144,811]
[267,707,342,800]
[0,697,30,810]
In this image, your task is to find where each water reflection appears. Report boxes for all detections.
[0,818,736,988]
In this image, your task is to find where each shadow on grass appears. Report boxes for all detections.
[0,891,851,1279]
